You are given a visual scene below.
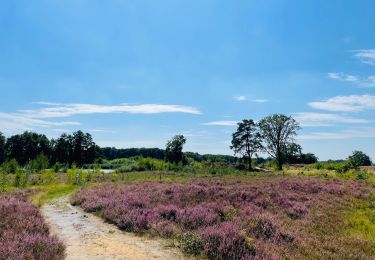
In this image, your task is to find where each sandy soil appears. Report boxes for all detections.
[41,196,188,260]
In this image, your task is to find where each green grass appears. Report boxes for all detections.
[347,196,375,241]
[283,166,375,183]
[29,183,80,207]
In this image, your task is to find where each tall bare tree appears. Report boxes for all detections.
[259,114,300,170]
[230,119,263,171]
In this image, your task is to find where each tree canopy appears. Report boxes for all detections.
[348,150,372,167]
[165,135,186,164]
[5,132,51,165]
[230,119,263,170]
[1,130,100,166]
[258,114,300,170]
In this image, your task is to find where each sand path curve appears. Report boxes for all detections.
[41,196,187,260]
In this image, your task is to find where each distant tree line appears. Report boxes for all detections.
[0,131,238,167]
[101,147,165,160]
[0,131,101,167]
[101,147,238,163]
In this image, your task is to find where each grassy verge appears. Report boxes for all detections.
[347,195,375,241]
[29,183,80,207]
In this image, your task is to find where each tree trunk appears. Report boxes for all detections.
[277,163,282,170]
[277,157,283,170]
[248,153,252,171]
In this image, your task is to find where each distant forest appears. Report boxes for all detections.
[0,130,318,167]
[0,131,239,166]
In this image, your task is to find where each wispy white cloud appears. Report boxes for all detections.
[308,94,375,112]
[91,129,117,134]
[233,95,269,103]
[202,120,238,126]
[181,130,210,137]
[327,72,358,82]
[234,96,247,101]
[251,99,269,103]
[299,128,375,140]
[353,49,375,65]
[327,72,375,87]
[33,101,62,106]
[293,112,368,126]
[0,102,200,133]
[0,112,80,134]
[19,103,202,118]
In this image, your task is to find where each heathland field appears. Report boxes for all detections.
[1,163,375,259]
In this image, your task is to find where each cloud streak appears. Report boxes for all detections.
[234,96,247,101]
[20,103,202,118]
[327,72,358,82]
[251,99,269,103]
[353,49,375,65]
[0,112,80,134]
[0,102,201,133]
[327,72,375,87]
[293,112,368,126]
[308,94,375,112]
[299,128,375,140]
[202,120,238,126]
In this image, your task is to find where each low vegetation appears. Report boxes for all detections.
[71,176,375,259]
[0,193,65,259]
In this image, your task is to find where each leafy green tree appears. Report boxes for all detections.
[52,131,101,166]
[0,132,5,164]
[29,153,50,172]
[348,151,372,167]
[283,143,302,164]
[165,135,187,164]
[51,133,71,164]
[259,114,300,170]
[300,153,318,164]
[283,143,318,164]
[230,119,263,170]
[5,132,50,165]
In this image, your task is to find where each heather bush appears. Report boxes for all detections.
[0,194,65,259]
[201,223,254,260]
[248,214,278,240]
[178,204,220,229]
[178,232,203,256]
[71,176,373,259]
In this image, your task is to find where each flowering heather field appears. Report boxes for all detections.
[0,193,65,260]
[71,176,375,259]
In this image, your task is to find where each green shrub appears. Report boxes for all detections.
[14,169,27,188]
[53,162,61,173]
[178,232,203,256]
[0,171,7,191]
[2,159,20,174]
[40,169,55,184]
[66,166,88,185]
[311,160,353,173]
[354,170,370,180]
[28,153,50,172]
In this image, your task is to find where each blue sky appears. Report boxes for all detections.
[1,0,375,160]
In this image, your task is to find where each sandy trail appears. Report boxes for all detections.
[41,196,187,260]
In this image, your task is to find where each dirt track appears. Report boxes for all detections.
[41,196,187,260]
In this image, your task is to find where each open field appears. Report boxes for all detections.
[71,175,375,259]
[1,164,375,259]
